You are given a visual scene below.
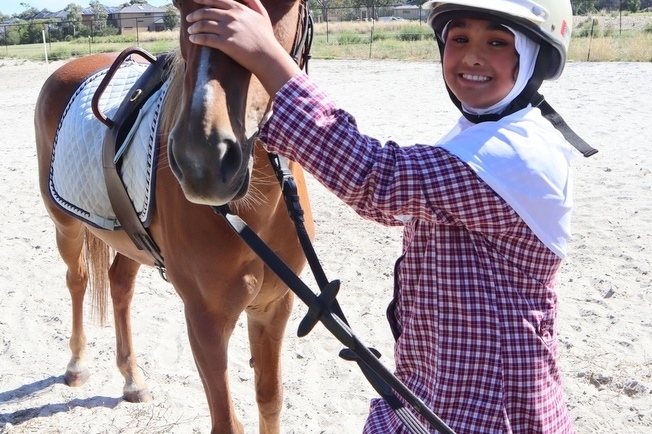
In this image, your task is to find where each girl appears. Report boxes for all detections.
[187,0,581,432]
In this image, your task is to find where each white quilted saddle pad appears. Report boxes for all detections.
[49,60,170,230]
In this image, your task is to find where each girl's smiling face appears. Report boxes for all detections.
[442,18,519,109]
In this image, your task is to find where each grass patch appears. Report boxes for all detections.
[569,32,652,62]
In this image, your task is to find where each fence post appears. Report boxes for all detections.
[586,18,596,61]
[326,7,329,43]
[619,0,622,36]
[369,17,374,58]
[41,29,49,73]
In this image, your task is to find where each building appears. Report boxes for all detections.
[113,4,167,34]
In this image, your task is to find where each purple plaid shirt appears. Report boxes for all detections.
[260,72,574,434]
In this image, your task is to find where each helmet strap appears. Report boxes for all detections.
[534,96,598,157]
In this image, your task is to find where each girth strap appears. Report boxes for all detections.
[94,47,170,278]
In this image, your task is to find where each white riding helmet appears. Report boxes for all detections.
[423,0,573,80]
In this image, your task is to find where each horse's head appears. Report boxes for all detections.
[165,0,308,206]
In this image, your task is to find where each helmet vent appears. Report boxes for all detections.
[531,5,548,20]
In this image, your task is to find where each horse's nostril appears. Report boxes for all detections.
[219,139,242,171]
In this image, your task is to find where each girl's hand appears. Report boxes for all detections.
[187,0,300,95]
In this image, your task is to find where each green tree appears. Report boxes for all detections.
[64,3,83,38]
[89,0,109,35]
[16,3,40,19]
[3,24,22,45]
[64,3,83,24]
[163,5,179,30]
[572,0,599,14]
[19,20,43,43]
[622,0,641,12]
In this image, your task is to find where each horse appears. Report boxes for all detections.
[33,0,313,432]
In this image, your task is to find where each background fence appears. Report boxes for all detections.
[1,8,651,62]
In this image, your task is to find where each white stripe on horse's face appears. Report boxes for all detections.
[192,47,213,117]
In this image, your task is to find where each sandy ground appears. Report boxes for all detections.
[0,57,651,433]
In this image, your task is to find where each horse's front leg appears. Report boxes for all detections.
[109,253,152,402]
[184,300,244,434]
[246,288,294,434]
[180,272,263,434]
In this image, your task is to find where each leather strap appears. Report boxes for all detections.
[100,49,170,274]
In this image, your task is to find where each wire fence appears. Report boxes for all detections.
[2,8,650,62]
[1,16,169,46]
[1,7,437,61]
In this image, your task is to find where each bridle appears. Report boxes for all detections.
[251,0,314,134]
[290,0,314,73]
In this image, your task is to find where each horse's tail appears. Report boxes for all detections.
[83,228,112,326]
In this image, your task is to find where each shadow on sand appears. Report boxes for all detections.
[0,375,121,427]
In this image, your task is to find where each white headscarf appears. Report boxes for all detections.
[433,24,573,259]
[442,23,540,116]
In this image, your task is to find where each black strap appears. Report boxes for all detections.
[266,153,351,334]
[535,97,599,158]
[97,47,169,280]
[290,0,314,74]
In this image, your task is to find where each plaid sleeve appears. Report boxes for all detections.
[260,73,521,233]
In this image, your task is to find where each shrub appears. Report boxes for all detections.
[396,25,432,41]
[575,18,602,38]
[338,32,365,44]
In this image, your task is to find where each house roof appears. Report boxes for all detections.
[32,10,68,20]
[81,6,121,15]
[119,4,166,13]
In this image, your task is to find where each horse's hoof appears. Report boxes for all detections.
[123,388,153,403]
[64,369,90,387]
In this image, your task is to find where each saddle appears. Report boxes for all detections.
[50,47,170,272]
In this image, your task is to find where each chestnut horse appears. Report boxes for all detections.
[33,0,313,433]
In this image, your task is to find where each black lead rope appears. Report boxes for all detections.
[212,154,456,434]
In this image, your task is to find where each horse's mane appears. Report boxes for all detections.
[159,48,184,138]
